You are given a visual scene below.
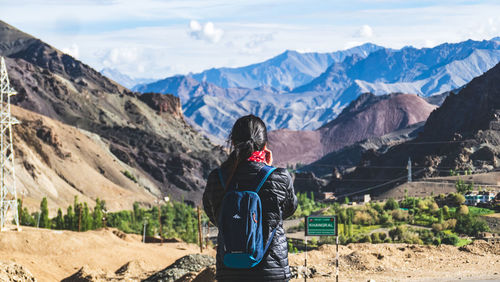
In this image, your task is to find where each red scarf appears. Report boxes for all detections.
[248,150,266,163]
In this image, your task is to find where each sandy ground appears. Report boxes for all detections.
[289,242,500,282]
[1,225,500,281]
[0,226,214,281]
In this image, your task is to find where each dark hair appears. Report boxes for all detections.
[222,114,267,188]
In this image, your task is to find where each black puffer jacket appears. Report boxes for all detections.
[203,161,297,281]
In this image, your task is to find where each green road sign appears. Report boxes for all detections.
[305,215,337,236]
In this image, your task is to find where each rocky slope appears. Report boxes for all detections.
[268,93,436,166]
[327,61,500,198]
[0,20,225,208]
[12,105,156,211]
[300,122,424,178]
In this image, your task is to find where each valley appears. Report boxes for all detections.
[0,10,500,281]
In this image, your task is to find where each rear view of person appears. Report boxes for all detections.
[203,114,297,281]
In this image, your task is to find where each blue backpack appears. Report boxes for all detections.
[217,165,277,269]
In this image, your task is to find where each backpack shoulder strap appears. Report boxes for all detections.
[254,165,276,193]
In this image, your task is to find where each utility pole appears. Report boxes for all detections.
[0,57,20,231]
[407,157,412,183]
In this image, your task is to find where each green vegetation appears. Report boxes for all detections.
[16,197,202,244]
[122,170,138,183]
[286,192,494,247]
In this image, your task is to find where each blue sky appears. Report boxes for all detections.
[1,0,500,79]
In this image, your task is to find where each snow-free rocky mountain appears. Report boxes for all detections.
[0,20,225,209]
[135,38,500,142]
[327,60,500,198]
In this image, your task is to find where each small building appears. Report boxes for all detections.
[353,194,371,204]
[318,192,336,201]
[465,191,496,206]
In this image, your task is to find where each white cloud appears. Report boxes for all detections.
[240,33,274,54]
[189,20,223,43]
[356,25,374,38]
[62,43,79,58]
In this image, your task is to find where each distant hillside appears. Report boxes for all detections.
[301,122,424,178]
[268,93,436,166]
[0,20,225,207]
[328,61,500,198]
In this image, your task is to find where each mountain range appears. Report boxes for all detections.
[0,20,224,209]
[135,38,500,142]
[327,60,500,198]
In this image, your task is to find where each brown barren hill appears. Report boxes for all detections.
[12,105,155,212]
[269,93,436,166]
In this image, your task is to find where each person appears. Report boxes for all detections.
[203,114,298,282]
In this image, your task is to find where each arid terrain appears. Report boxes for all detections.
[1,226,499,281]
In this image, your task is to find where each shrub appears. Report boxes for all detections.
[358,234,372,243]
[432,223,443,232]
[389,226,406,241]
[122,170,138,183]
[371,232,381,243]
[451,193,465,206]
[379,232,387,241]
[457,205,469,215]
[455,214,490,236]
[443,205,450,217]
[442,234,459,245]
[433,238,441,245]
[430,202,439,213]
[353,211,373,225]
[391,209,408,221]
[372,203,384,214]
[384,198,399,210]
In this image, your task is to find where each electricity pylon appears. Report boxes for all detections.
[0,57,20,231]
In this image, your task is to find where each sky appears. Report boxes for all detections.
[1,0,500,79]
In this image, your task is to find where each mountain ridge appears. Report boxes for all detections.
[136,38,500,142]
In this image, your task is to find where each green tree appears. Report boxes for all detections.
[54,208,65,230]
[92,198,103,229]
[82,202,92,231]
[18,199,35,226]
[65,205,75,230]
[455,214,489,236]
[39,197,50,228]
[384,198,399,210]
